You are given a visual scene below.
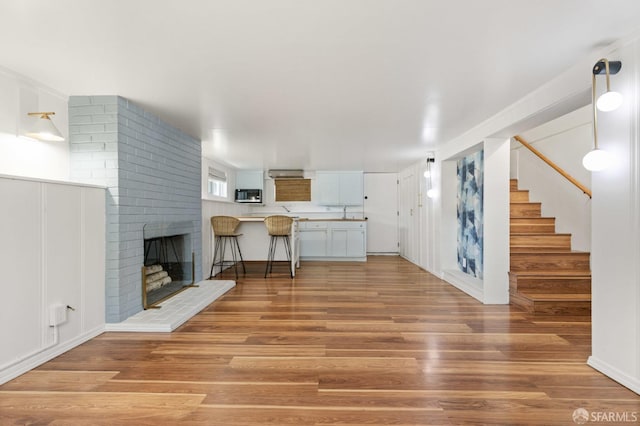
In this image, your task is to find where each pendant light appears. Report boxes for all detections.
[582,59,621,172]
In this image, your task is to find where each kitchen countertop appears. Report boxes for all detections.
[298,218,366,222]
[236,216,283,222]
[236,216,366,222]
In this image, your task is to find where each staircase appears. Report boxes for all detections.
[509,179,591,316]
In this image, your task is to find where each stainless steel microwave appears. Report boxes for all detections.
[235,189,262,203]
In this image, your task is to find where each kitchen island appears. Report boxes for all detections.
[235,217,300,276]
[221,217,367,278]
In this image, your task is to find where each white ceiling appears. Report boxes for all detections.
[2,1,640,172]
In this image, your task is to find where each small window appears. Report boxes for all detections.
[208,167,228,198]
[274,179,311,202]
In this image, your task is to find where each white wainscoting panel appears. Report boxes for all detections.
[0,175,106,385]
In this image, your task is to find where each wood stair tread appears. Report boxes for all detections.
[509,271,591,278]
[511,248,574,253]
[511,217,555,220]
[509,179,591,316]
[515,292,592,302]
[510,191,530,202]
[510,218,555,221]
[510,232,571,237]
[510,216,553,219]
[511,250,589,254]
[510,247,574,252]
[510,218,557,233]
[510,233,573,251]
[511,251,589,258]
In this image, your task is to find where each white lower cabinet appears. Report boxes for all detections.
[299,222,328,257]
[331,228,366,258]
[299,220,366,260]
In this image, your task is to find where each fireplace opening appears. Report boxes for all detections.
[142,221,195,308]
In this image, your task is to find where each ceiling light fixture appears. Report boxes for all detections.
[25,112,65,142]
[583,59,621,172]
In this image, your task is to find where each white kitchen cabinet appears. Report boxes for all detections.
[299,221,329,257]
[236,170,264,190]
[338,172,364,206]
[315,171,363,206]
[330,222,366,258]
[299,220,366,260]
[314,172,340,205]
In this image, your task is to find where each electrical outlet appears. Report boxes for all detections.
[49,304,67,326]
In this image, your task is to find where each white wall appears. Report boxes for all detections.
[0,175,105,385]
[482,138,510,304]
[513,106,592,251]
[408,37,614,292]
[587,39,640,394]
[202,198,249,279]
[201,156,249,278]
[402,36,640,393]
[0,66,69,181]
[409,139,509,304]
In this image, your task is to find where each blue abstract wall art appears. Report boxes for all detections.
[457,150,484,279]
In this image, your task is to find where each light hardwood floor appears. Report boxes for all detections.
[1,256,638,425]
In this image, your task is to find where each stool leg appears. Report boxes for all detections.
[265,235,274,278]
[230,236,238,279]
[283,236,292,262]
[221,236,228,275]
[233,236,246,274]
[270,236,280,275]
[283,235,293,278]
[210,236,220,278]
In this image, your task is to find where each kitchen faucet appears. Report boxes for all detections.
[342,205,347,219]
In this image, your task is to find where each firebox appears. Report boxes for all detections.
[142,221,196,308]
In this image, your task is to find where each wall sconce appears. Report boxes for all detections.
[424,156,436,198]
[582,59,621,172]
[25,112,65,142]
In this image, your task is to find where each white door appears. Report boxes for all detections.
[364,173,399,253]
[398,168,419,262]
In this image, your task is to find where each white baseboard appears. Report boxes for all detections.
[300,256,367,262]
[1,281,236,385]
[442,269,484,302]
[588,356,640,395]
[0,325,105,385]
[366,252,399,256]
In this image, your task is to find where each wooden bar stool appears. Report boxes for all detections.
[264,215,293,278]
[209,216,246,279]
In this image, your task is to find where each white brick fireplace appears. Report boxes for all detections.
[69,96,202,323]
